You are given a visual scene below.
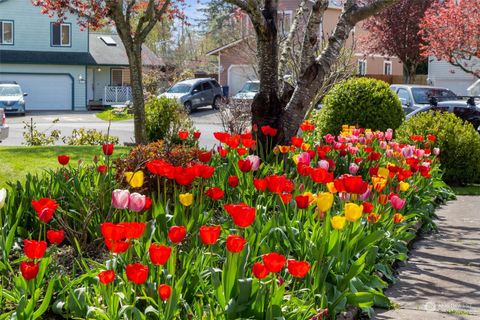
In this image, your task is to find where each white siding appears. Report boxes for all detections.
[428,58,477,95]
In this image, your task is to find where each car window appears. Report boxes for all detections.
[211,80,221,88]
[167,84,191,94]
[412,88,457,104]
[192,84,202,93]
[397,89,410,104]
[240,82,260,93]
[202,82,212,90]
[0,86,22,96]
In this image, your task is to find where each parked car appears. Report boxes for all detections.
[406,96,480,132]
[0,81,27,116]
[159,78,223,114]
[232,80,260,101]
[0,108,9,142]
[390,84,457,115]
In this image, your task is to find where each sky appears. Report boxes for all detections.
[183,0,209,24]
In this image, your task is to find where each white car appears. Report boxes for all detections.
[0,108,9,142]
[232,81,260,101]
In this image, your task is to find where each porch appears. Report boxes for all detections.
[87,66,132,108]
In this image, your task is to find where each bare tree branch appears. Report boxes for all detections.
[137,0,172,42]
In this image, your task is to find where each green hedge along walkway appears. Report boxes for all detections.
[375,196,480,319]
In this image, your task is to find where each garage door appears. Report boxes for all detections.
[432,79,475,96]
[0,74,72,110]
[228,65,257,96]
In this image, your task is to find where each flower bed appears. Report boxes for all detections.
[0,124,453,319]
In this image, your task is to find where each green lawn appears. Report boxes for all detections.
[95,107,134,121]
[0,146,130,188]
[450,184,480,196]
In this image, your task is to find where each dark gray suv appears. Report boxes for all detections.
[160,78,223,114]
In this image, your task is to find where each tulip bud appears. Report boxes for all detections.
[112,189,130,209]
[433,147,440,156]
[318,160,329,170]
[129,193,146,212]
[348,163,359,175]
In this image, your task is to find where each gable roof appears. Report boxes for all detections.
[89,33,163,66]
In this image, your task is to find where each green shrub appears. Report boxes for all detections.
[62,128,119,145]
[145,96,194,144]
[396,111,480,184]
[313,77,404,135]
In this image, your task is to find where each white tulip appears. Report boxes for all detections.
[0,188,6,209]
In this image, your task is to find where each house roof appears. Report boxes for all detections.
[206,38,246,56]
[0,50,96,65]
[89,33,163,66]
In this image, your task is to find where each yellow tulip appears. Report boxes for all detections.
[124,171,144,188]
[372,176,387,192]
[344,203,363,222]
[399,181,410,192]
[292,154,299,165]
[179,193,193,207]
[331,216,346,230]
[378,167,390,178]
[317,192,334,212]
[302,192,317,205]
[326,182,337,193]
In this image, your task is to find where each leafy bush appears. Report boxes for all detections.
[396,111,480,184]
[22,118,61,146]
[62,128,119,145]
[313,78,404,135]
[145,96,194,144]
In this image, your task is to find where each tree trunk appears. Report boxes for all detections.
[403,61,417,84]
[127,45,148,145]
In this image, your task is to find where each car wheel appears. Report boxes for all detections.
[184,101,193,114]
[212,96,220,110]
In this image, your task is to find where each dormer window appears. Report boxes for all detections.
[51,23,71,47]
[0,21,14,45]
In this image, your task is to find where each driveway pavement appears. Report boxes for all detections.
[1,107,224,148]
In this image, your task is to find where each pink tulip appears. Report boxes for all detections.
[129,193,146,212]
[297,152,311,166]
[246,155,261,171]
[358,187,371,201]
[112,189,130,209]
[379,141,387,149]
[358,137,366,145]
[365,131,374,140]
[376,131,384,140]
[386,149,394,158]
[349,163,359,175]
[323,134,335,143]
[433,147,440,156]
[385,129,393,141]
[318,160,329,170]
[390,195,405,211]
[415,149,425,158]
[402,146,413,158]
[348,146,358,154]
[352,128,361,136]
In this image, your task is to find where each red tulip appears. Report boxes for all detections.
[218,146,229,157]
[261,125,278,137]
[309,168,334,184]
[125,263,149,285]
[205,187,225,200]
[291,136,303,148]
[193,131,201,139]
[238,159,252,173]
[120,222,146,239]
[199,225,221,245]
[253,178,268,191]
[262,253,286,273]
[287,259,311,278]
[102,144,114,156]
[143,196,152,211]
[226,235,246,253]
[241,138,256,149]
[362,202,374,214]
[334,175,369,195]
[158,284,172,301]
[214,132,230,143]
[236,147,248,156]
[98,270,115,285]
[228,176,239,188]
[105,239,130,253]
[97,165,107,173]
[252,262,269,279]
[168,226,187,243]
[279,193,292,204]
[149,244,172,265]
[32,198,59,223]
[24,239,47,259]
[295,195,310,209]
[57,155,70,166]
[178,131,189,140]
[20,261,39,280]
[198,151,212,163]
[224,203,256,228]
[101,222,126,241]
[265,175,294,194]
[47,229,65,245]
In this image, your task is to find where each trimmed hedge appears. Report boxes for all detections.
[396,110,480,184]
[314,78,404,135]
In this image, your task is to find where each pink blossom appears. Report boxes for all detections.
[129,193,146,212]
[349,163,359,175]
[433,147,440,156]
[318,160,329,170]
[323,134,335,143]
[379,141,387,149]
[358,188,371,201]
[386,149,394,158]
[390,195,406,211]
[402,146,414,158]
[246,155,261,171]
[385,129,393,141]
[112,189,130,209]
[297,152,311,166]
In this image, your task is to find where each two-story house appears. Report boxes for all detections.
[207,0,403,97]
[0,0,162,111]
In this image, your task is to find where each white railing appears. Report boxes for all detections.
[104,86,132,105]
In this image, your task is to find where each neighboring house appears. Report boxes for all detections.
[207,0,403,96]
[0,0,163,111]
[428,59,478,95]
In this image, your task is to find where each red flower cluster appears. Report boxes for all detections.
[213,132,256,150]
[334,175,369,195]
[101,222,146,253]
[146,160,215,185]
[261,125,278,137]
[205,187,225,200]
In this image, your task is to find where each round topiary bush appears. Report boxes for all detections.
[314,78,404,135]
[396,110,480,184]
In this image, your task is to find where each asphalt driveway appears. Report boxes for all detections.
[1,107,224,148]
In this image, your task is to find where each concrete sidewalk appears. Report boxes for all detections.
[374,196,480,320]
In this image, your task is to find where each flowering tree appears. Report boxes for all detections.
[420,0,480,78]
[32,0,182,144]
[360,0,433,83]
[222,0,400,147]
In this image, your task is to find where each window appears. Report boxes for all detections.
[397,88,411,105]
[211,80,221,88]
[358,60,367,76]
[0,21,13,45]
[202,82,213,91]
[384,61,392,75]
[111,69,131,86]
[192,84,202,94]
[51,23,71,46]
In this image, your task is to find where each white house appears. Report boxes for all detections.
[0,0,163,111]
[428,58,478,96]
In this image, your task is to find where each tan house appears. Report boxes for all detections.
[207,0,403,96]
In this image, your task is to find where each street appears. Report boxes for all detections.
[1,107,224,149]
